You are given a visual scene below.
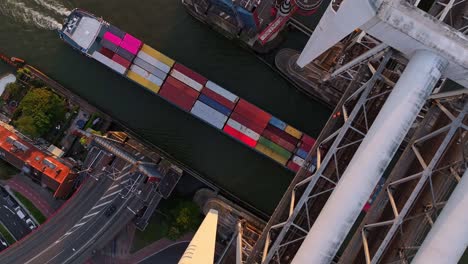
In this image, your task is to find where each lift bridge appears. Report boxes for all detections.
[223,0,468,263]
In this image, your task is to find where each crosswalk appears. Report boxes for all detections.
[55,171,135,243]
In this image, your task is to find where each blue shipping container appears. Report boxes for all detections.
[236,6,257,29]
[198,94,232,116]
[296,148,308,159]
[269,116,287,130]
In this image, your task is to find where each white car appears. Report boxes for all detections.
[25,219,36,230]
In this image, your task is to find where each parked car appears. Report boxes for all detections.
[104,205,116,217]
[0,238,7,247]
[14,207,26,220]
[0,187,8,198]
[25,219,36,230]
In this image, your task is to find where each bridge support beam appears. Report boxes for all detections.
[292,50,448,264]
[411,169,468,264]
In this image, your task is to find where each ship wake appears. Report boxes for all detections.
[0,0,63,30]
[32,0,71,16]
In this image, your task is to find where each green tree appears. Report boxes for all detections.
[14,88,66,138]
[4,82,22,101]
[167,200,202,240]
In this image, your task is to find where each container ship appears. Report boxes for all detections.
[58,8,317,173]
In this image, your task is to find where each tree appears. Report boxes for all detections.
[167,200,202,240]
[13,88,66,138]
[4,82,22,101]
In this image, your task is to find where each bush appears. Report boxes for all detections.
[13,88,66,138]
[4,82,23,101]
[167,200,202,240]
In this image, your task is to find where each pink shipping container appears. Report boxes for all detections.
[119,41,140,55]
[123,33,142,48]
[103,31,122,46]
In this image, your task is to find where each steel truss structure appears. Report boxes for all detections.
[339,92,468,263]
[411,0,468,34]
[245,47,417,263]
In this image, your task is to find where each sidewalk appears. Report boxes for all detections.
[2,175,63,217]
[125,233,193,264]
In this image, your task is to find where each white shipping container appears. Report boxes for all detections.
[170,69,203,92]
[205,81,239,103]
[92,51,126,75]
[148,74,163,86]
[191,101,228,129]
[137,51,171,73]
[226,118,260,141]
[130,64,151,78]
[293,155,305,166]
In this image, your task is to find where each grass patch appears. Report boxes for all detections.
[13,191,46,224]
[0,159,19,180]
[0,222,15,245]
[132,215,169,252]
[131,195,202,252]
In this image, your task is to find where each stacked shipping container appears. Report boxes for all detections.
[224,99,270,148]
[86,24,319,172]
[126,44,174,94]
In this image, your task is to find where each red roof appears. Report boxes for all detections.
[0,125,71,184]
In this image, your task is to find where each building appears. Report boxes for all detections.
[0,124,76,198]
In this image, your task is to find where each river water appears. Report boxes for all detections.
[0,0,331,214]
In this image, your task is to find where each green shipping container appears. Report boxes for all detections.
[258,137,292,160]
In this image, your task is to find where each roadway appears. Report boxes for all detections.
[0,187,31,241]
[0,146,148,264]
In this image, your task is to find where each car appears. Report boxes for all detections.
[25,219,36,230]
[0,187,8,198]
[104,205,116,217]
[0,238,7,247]
[15,208,26,220]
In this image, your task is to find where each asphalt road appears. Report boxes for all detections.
[0,147,148,264]
[0,189,31,241]
[138,242,189,264]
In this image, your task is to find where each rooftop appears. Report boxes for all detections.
[64,15,101,50]
[0,125,71,184]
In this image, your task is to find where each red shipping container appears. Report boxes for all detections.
[165,76,199,99]
[99,47,114,59]
[262,129,296,152]
[223,124,257,147]
[159,83,197,111]
[299,141,313,152]
[265,124,299,146]
[234,99,271,125]
[173,63,208,86]
[230,112,267,134]
[201,87,236,110]
[112,54,131,68]
[301,134,316,146]
[287,160,301,172]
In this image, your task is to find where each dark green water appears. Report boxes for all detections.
[0,0,331,214]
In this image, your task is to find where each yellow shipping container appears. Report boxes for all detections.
[140,44,175,67]
[127,70,160,94]
[285,125,303,139]
[255,144,288,165]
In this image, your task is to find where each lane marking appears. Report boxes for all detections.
[73,222,87,228]
[90,200,112,211]
[100,189,122,200]
[81,211,100,220]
